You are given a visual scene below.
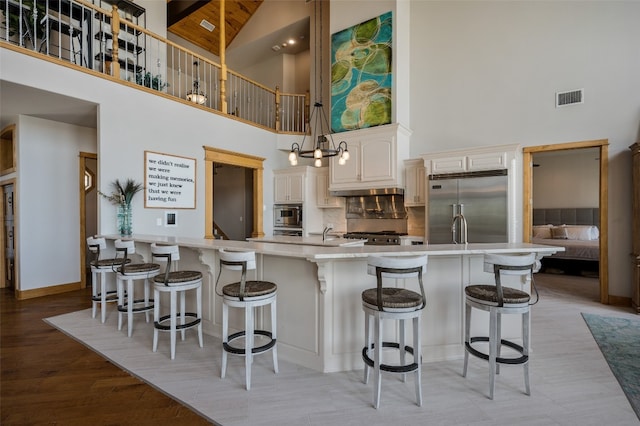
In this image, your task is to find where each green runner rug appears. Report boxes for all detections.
[582,312,640,420]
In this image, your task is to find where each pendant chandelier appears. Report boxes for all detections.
[186,61,207,105]
[288,102,349,167]
[288,0,348,168]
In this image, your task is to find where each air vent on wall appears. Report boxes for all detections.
[200,19,215,32]
[556,89,584,107]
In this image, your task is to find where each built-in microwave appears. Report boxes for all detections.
[274,204,302,228]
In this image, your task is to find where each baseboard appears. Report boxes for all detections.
[16,282,82,300]
[608,294,632,308]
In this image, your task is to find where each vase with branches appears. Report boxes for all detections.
[99,179,144,236]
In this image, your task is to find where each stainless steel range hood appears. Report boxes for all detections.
[329,187,404,197]
[345,194,407,219]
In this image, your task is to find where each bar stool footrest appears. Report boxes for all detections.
[117,298,155,313]
[362,342,420,373]
[154,312,201,331]
[466,336,528,365]
[223,330,276,355]
[92,290,118,303]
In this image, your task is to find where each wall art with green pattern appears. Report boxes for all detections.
[331,11,392,133]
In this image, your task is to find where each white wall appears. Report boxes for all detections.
[533,149,600,208]
[17,116,96,291]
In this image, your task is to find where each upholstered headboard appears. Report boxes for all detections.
[533,208,599,227]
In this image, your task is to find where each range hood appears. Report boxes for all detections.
[345,194,407,219]
[329,187,404,197]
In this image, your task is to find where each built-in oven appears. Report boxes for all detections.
[274,204,302,229]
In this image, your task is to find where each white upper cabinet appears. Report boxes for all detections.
[404,159,426,206]
[428,147,512,174]
[330,139,392,184]
[329,124,410,191]
[315,168,343,208]
[274,169,305,203]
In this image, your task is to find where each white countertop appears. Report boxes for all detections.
[105,234,564,261]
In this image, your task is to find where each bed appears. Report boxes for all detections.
[531,208,600,276]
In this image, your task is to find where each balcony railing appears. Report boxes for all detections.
[0,0,308,134]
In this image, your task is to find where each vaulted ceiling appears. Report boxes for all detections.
[167,0,264,58]
[166,0,310,71]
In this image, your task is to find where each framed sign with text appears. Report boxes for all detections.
[144,151,196,209]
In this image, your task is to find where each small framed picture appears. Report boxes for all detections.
[165,211,177,227]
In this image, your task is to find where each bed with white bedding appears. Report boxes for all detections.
[532,208,600,275]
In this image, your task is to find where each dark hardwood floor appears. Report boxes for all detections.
[0,286,212,425]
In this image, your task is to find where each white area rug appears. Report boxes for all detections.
[45,303,639,426]
[45,309,436,426]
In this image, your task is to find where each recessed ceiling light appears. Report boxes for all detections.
[288,39,295,45]
[281,42,287,47]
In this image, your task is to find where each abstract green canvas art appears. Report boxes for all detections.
[331,11,392,133]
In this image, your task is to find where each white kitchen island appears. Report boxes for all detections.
[105,234,562,373]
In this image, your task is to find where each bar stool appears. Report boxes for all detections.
[362,255,427,409]
[87,236,129,323]
[114,239,160,337]
[215,249,278,390]
[151,243,203,360]
[462,253,537,399]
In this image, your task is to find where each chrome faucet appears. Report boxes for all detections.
[452,213,468,244]
[322,225,333,242]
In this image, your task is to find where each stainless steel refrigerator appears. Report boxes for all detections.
[428,170,508,244]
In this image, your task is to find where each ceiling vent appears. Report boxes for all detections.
[556,89,584,107]
[271,45,281,52]
[200,19,215,32]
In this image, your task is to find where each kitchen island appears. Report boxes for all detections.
[105,234,562,373]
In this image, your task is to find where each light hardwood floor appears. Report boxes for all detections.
[1,273,638,425]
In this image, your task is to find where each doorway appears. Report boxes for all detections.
[79,152,97,288]
[212,162,254,240]
[204,146,265,239]
[523,139,609,304]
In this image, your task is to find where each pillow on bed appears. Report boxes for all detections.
[551,226,569,239]
[532,225,552,239]
[563,225,599,241]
